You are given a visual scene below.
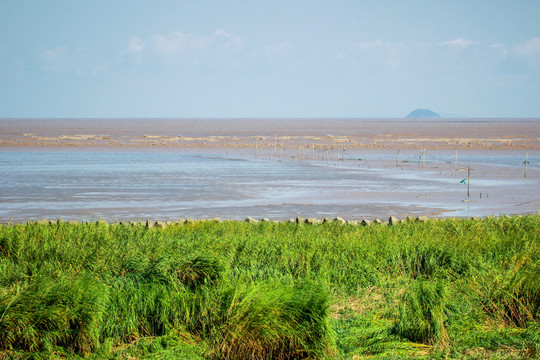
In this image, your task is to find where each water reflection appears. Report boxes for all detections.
[0,149,538,222]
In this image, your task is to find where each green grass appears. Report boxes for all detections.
[0,215,539,359]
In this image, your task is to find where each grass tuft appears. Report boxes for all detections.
[0,273,107,355]
[177,255,223,289]
[394,244,470,279]
[500,257,540,326]
[214,281,333,360]
[392,279,450,345]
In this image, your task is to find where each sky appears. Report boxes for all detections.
[1,1,539,118]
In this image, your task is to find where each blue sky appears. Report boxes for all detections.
[1,1,539,118]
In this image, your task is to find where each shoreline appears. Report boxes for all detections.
[2,213,536,226]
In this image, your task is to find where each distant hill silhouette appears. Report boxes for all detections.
[406,109,441,118]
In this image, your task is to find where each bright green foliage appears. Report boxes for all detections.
[391,244,470,279]
[177,255,223,288]
[495,255,540,326]
[0,215,539,359]
[0,273,107,354]
[214,281,333,360]
[392,280,449,344]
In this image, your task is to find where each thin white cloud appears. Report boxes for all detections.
[344,40,406,70]
[36,46,111,75]
[37,47,69,72]
[128,36,144,54]
[438,38,478,51]
[214,29,243,51]
[265,42,292,56]
[352,40,405,54]
[488,43,509,57]
[512,38,540,58]
[140,30,243,55]
[152,32,212,54]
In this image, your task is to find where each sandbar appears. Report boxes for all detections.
[1,118,539,150]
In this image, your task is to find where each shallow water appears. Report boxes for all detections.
[1,149,539,222]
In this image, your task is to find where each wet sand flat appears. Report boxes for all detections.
[1,118,539,222]
[1,147,538,222]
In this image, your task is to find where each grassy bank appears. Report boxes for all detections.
[1,216,539,359]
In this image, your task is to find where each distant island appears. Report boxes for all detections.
[406,109,441,118]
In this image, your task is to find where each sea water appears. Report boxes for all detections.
[1,149,538,222]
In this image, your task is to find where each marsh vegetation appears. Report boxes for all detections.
[1,216,539,359]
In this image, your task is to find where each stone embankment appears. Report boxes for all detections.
[4,215,443,228]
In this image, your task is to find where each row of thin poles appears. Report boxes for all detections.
[297,144,346,162]
[254,136,346,163]
[256,138,531,180]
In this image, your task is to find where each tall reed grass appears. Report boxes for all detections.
[0,215,538,359]
[392,279,449,345]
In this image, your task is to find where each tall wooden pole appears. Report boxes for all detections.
[467,166,470,197]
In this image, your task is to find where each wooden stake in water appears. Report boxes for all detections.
[325,146,328,163]
[454,150,458,171]
[396,149,400,166]
[524,152,528,178]
[467,166,470,197]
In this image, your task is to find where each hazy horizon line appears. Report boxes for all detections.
[2,116,540,121]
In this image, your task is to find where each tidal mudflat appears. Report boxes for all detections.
[0,148,539,223]
[0,118,539,223]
